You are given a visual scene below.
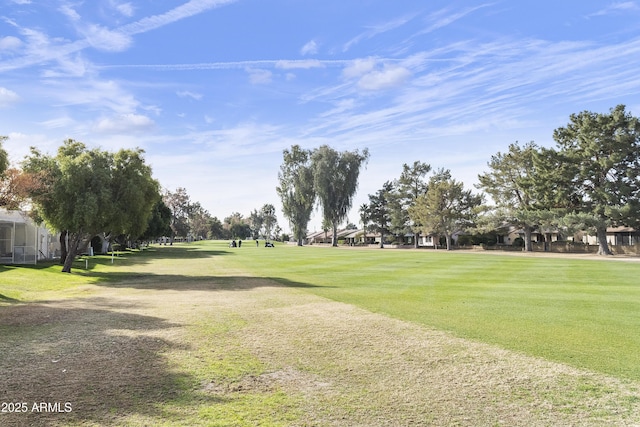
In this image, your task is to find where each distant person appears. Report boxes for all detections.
[256,239,259,247]
[238,240,242,248]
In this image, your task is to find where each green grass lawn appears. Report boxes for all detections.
[214,241,640,381]
[3,241,640,383]
[2,241,640,425]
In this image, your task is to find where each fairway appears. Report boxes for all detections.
[220,242,640,381]
[1,242,640,426]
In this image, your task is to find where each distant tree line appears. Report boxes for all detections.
[0,104,638,273]
[278,105,640,255]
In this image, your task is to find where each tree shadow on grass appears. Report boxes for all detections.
[77,245,233,269]
[84,272,330,291]
[0,300,226,427]
[0,293,18,302]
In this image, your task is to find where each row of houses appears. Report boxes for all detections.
[305,226,640,249]
[305,228,448,247]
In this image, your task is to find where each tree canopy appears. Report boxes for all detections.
[549,104,640,255]
[392,161,431,248]
[366,181,394,248]
[311,145,369,246]
[277,145,316,246]
[477,142,540,251]
[409,169,482,250]
[23,139,159,272]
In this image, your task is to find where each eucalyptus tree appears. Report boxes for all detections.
[311,145,369,246]
[477,142,540,251]
[163,187,191,243]
[188,202,213,240]
[549,105,640,255]
[409,169,483,250]
[276,145,316,246]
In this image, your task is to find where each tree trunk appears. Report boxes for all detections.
[445,234,453,250]
[59,230,68,265]
[414,231,420,249]
[545,233,552,252]
[61,232,83,273]
[379,231,384,249]
[297,236,303,246]
[332,221,338,247]
[596,226,613,256]
[523,226,533,252]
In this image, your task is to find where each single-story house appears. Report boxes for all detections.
[0,209,58,265]
[306,228,359,245]
[581,226,640,246]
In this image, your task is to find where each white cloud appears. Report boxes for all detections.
[343,14,416,52]
[112,1,135,17]
[82,24,132,52]
[247,68,273,85]
[343,58,378,79]
[275,59,324,69]
[120,0,238,36]
[177,90,203,100]
[94,113,155,134]
[358,65,411,91]
[39,116,76,129]
[59,4,81,21]
[300,40,318,55]
[589,2,640,17]
[0,36,23,51]
[418,5,492,36]
[0,87,20,107]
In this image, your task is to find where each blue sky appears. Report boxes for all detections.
[2,1,640,233]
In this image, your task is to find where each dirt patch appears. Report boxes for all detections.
[202,366,332,395]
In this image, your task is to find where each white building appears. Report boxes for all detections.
[0,209,58,265]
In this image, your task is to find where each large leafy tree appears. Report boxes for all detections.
[367,181,394,248]
[550,105,640,255]
[276,145,316,246]
[163,187,191,243]
[224,212,251,240]
[207,216,225,240]
[188,202,213,240]
[140,200,172,242]
[393,161,431,248]
[477,142,540,251]
[409,169,483,250]
[23,140,114,272]
[106,148,160,245]
[311,145,369,246]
